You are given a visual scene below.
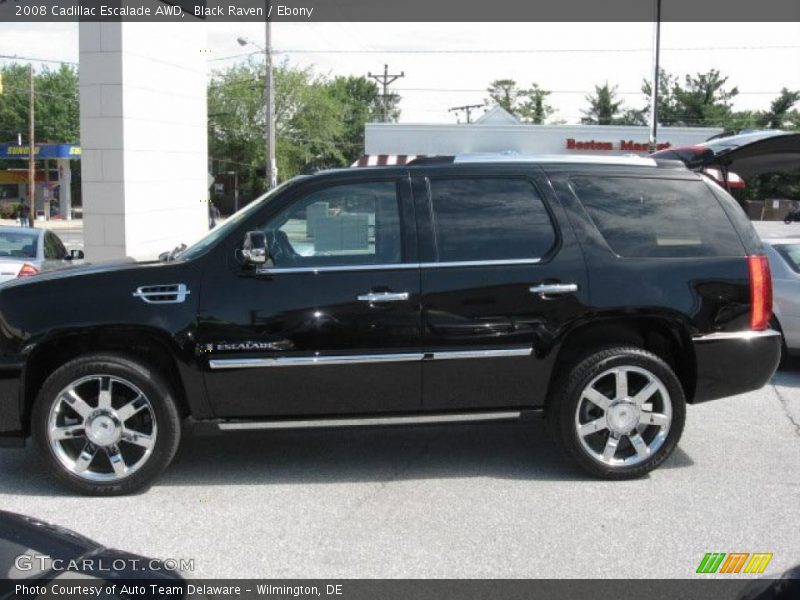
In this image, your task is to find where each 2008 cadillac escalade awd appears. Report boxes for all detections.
[0,155,781,495]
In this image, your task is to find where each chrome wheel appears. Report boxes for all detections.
[47,375,157,482]
[574,366,672,467]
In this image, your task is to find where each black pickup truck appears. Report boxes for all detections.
[0,155,781,494]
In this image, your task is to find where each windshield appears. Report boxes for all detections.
[179,179,297,261]
[0,231,38,259]
[775,243,800,273]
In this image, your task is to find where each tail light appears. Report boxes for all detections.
[17,263,39,278]
[748,255,772,331]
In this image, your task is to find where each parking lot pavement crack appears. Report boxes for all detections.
[771,381,800,438]
[339,433,435,521]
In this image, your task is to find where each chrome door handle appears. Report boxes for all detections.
[357,291,410,303]
[529,283,579,297]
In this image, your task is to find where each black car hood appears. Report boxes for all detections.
[0,258,164,290]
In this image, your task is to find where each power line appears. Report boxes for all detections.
[0,54,78,66]
[209,44,800,61]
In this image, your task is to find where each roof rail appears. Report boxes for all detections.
[451,153,659,167]
[405,156,455,166]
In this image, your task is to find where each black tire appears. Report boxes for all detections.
[549,346,686,480]
[32,353,181,495]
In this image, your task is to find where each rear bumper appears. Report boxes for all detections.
[691,329,782,403]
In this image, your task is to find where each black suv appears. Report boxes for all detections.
[0,155,781,495]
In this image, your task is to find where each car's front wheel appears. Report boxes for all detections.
[550,346,686,479]
[32,353,181,495]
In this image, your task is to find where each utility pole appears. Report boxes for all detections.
[28,64,35,226]
[448,103,484,124]
[648,0,662,153]
[368,64,404,122]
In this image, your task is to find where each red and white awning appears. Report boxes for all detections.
[351,154,419,167]
[703,167,746,189]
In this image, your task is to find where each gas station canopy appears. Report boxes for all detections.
[0,143,81,160]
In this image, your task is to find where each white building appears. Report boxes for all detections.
[364,106,722,159]
[79,16,208,261]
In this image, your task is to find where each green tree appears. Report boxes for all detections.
[517,84,553,124]
[759,88,800,129]
[642,69,738,127]
[486,79,553,123]
[324,75,395,164]
[581,82,624,125]
[674,69,738,127]
[641,69,681,126]
[208,62,391,195]
[0,63,79,143]
[485,79,520,113]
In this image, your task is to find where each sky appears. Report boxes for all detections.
[1,21,799,124]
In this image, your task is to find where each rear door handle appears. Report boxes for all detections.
[529,283,579,297]
[357,291,410,303]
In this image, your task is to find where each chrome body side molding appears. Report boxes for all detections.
[255,258,541,275]
[208,347,533,370]
[217,410,523,431]
[429,348,532,360]
[692,329,781,342]
[209,353,425,370]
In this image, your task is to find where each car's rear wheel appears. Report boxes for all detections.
[550,346,686,479]
[32,353,181,495]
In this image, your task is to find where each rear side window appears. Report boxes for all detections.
[569,176,744,258]
[428,178,556,262]
[775,244,800,273]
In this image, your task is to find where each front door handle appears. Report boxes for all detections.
[529,283,579,297]
[357,291,410,303]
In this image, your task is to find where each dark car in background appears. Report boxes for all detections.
[0,154,781,495]
[0,510,184,593]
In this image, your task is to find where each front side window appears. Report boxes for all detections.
[44,233,65,260]
[428,178,556,262]
[569,176,745,258]
[262,181,402,268]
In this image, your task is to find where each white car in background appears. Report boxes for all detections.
[0,227,83,283]
[764,238,800,356]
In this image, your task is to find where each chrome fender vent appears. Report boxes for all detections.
[132,283,191,304]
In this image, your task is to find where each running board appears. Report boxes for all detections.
[215,410,529,431]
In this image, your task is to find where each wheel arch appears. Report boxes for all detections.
[21,327,194,434]
[546,315,697,409]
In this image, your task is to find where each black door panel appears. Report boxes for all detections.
[412,169,589,410]
[199,175,423,418]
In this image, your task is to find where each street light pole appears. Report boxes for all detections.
[648,0,662,153]
[238,18,277,191]
[265,16,276,189]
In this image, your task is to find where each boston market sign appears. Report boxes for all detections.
[566,138,672,153]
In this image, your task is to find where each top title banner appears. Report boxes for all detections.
[1,0,798,22]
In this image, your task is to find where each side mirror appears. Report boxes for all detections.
[242,231,268,265]
[69,249,85,260]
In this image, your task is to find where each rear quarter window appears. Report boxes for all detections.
[569,176,745,258]
[774,243,800,273]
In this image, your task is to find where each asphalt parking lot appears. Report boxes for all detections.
[0,363,798,578]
